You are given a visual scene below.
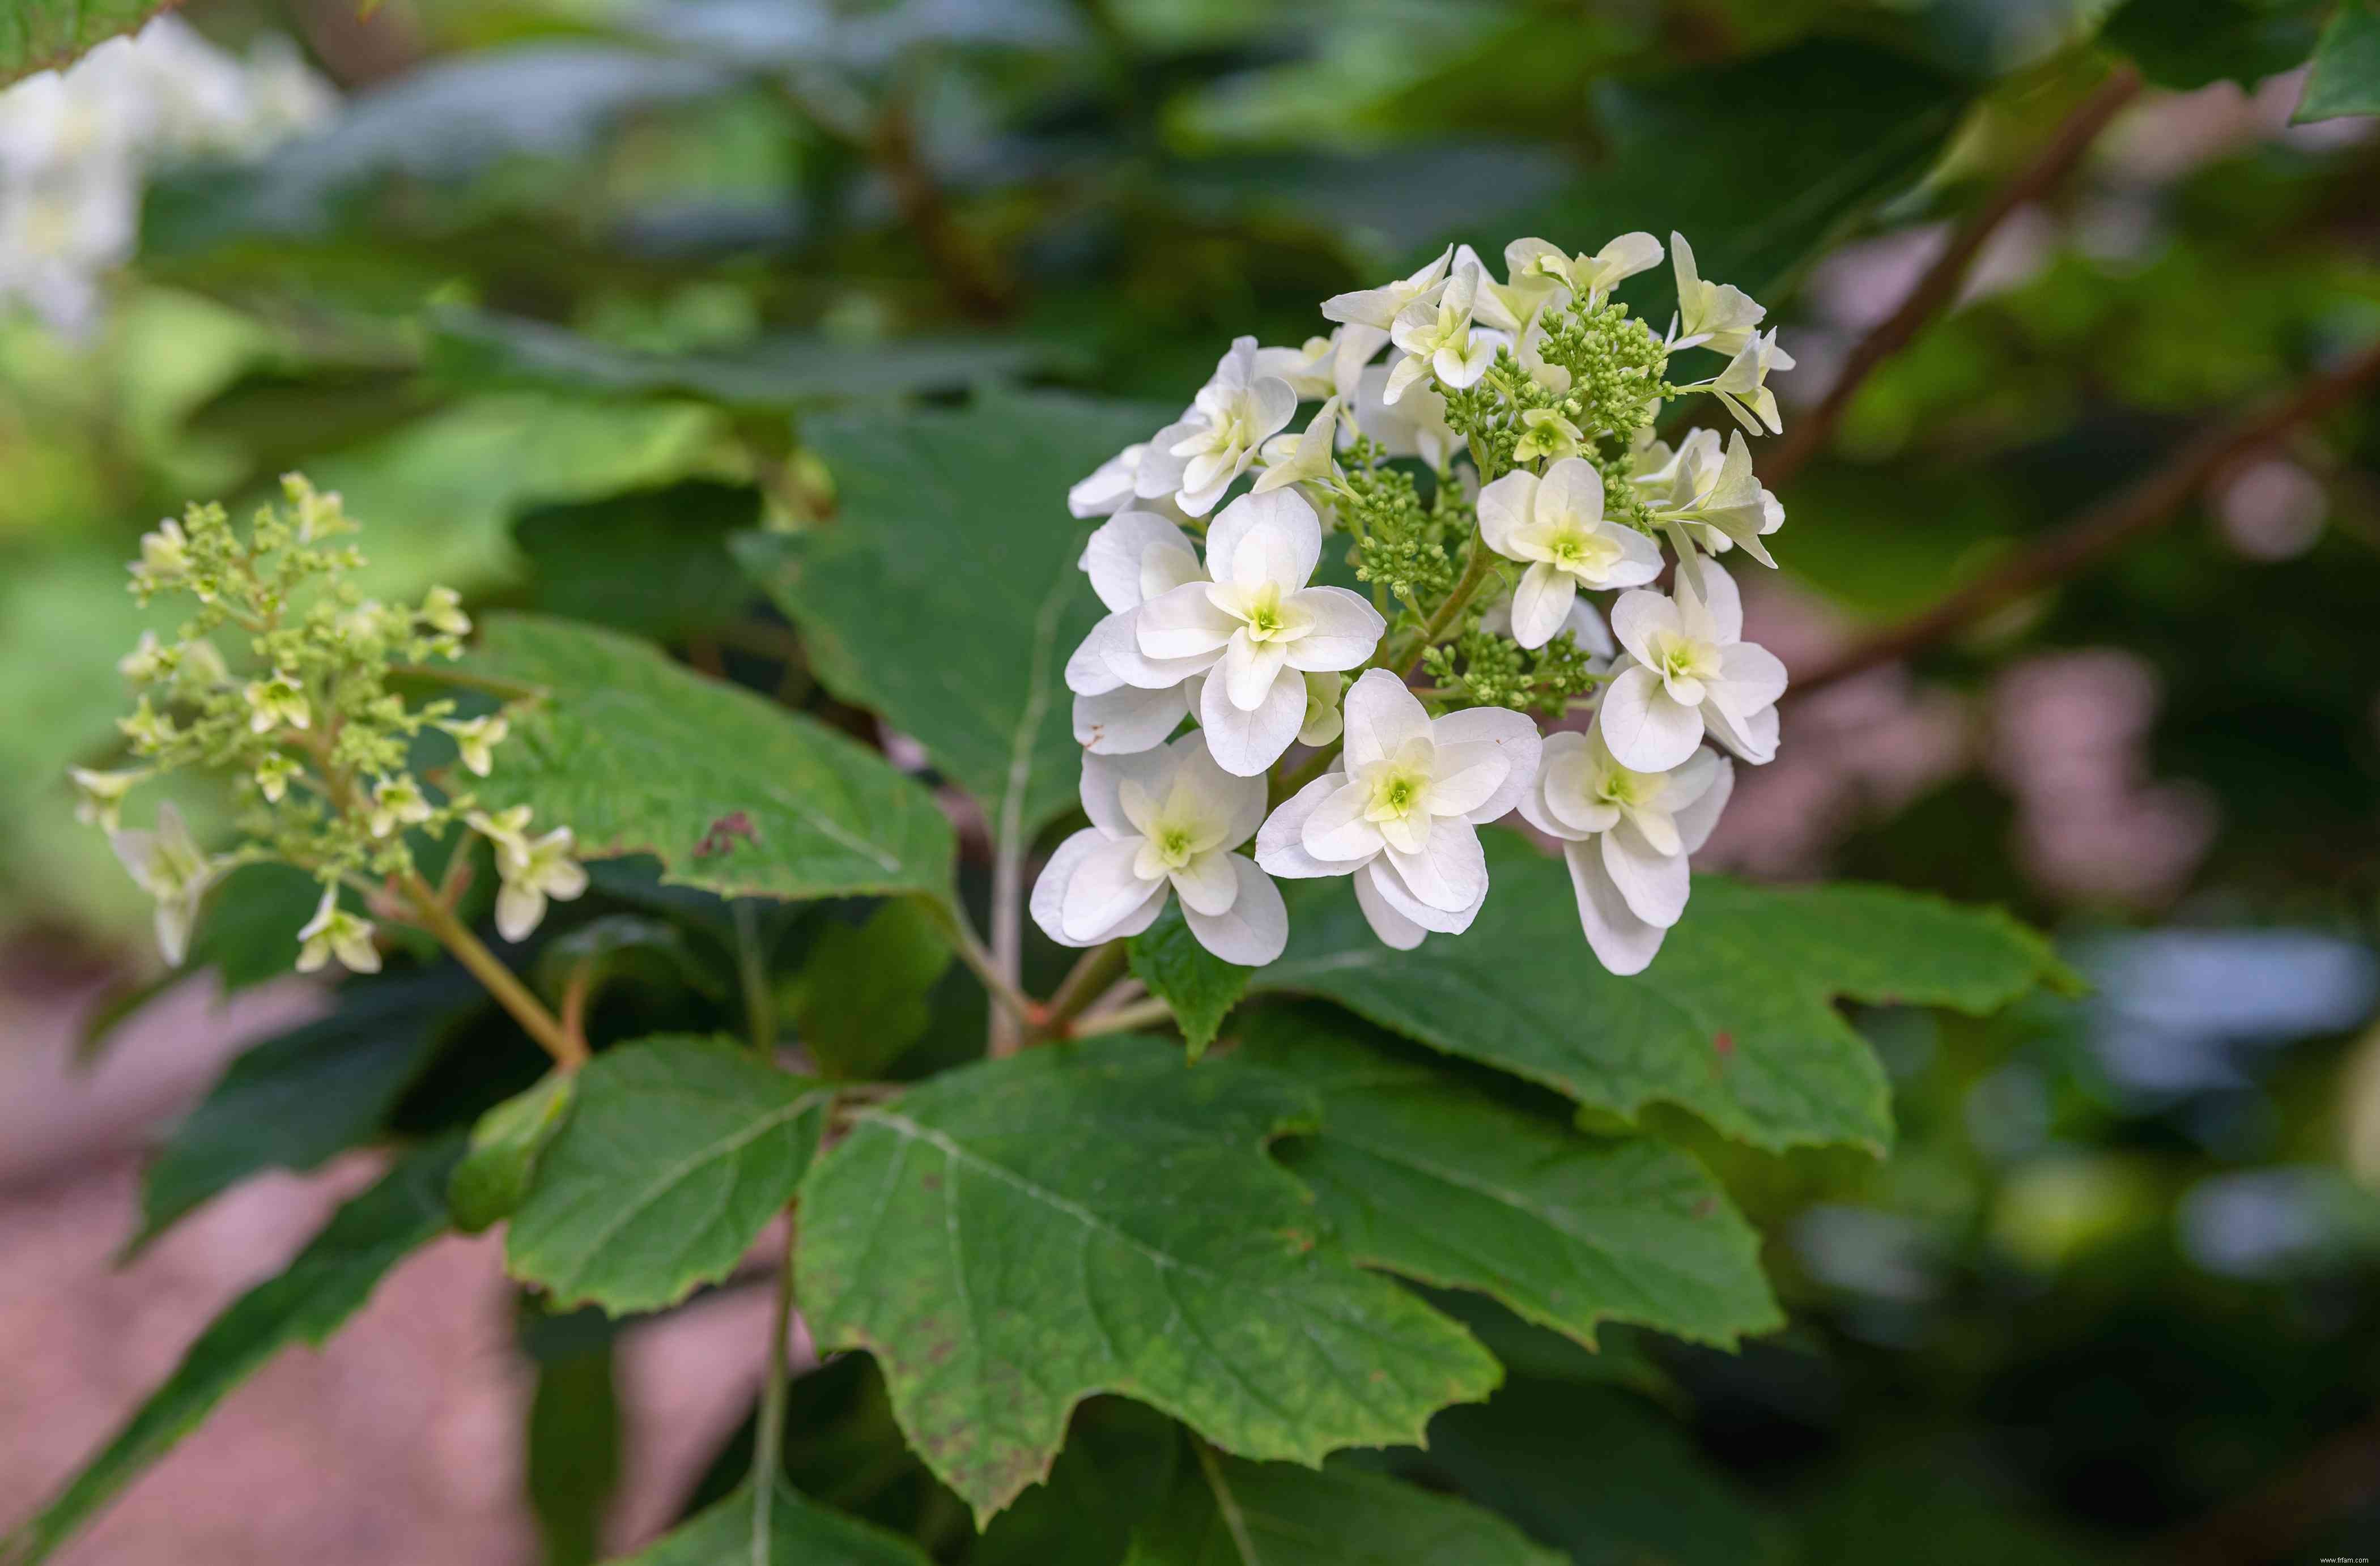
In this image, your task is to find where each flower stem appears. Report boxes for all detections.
[401,871,587,1070]
[1392,520,1495,679]
[1069,996,1177,1040]
[1034,939,1129,1044]
[912,893,1038,1040]
[733,900,779,1056]
[749,1210,798,1566]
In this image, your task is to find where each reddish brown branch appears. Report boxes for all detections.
[870,96,1014,322]
[1788,338,2380,697]
[1763,66,2144,488]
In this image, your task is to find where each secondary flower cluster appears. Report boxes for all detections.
[1036,232,1794,974]
[71,475,582,973]
[0,15,333,335]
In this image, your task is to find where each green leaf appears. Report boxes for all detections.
[974,1399,1183,1566]
[787,900,955,1080]
[2294,0,2380,121]
[449,1070,577,1234]
[514,482,760,642]
[1253,833,2067,1153]
[1405,1382,1787,1566]
[0,1,171,86]
[1488,40,1967,299]
[734,391,1167,838]
[797,1037,1499,1523]
[1,1137,462,1566]
[607,1480,930,1566]
[430,307,1060,410]
[134,967,482,1251]
[506,1036,831,1315]
[2105,0,2326,91]
[526,1340,620,1566]
[465,612,955,903]
[1128,905,1253,1059]
[1125,1446,1565,1566]
[1246,1017,1782,1351]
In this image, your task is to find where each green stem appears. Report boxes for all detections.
[749,1211,798,1566]
[1035,939,1128,1042]
[402,871,586,1070]
[387,663,545,702]
[913,893,1038,1037]
[1389,520,1494,679]
[733,901,778,1056]
[1069,996,1176,1040]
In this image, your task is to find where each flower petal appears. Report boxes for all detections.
[1509,560,1576,650]
[1537,457,1604,527]
[1066,610,1131,695]
[1354,866,1429,950]
[1682,558,1743,644]
[1301,777,1388,864]
[1703,697,1778,765]
[1061,836,1162,943]
[1710,640,1788,718]
[1341,667,1430,772]
[1206,488,1320,591]
[1676,752,1736,854]
[1080,748,1177,837]
[1171,847,1241,916]
[1133,582,1238,664]
[1566,839,1665,976]
[1081,510,1193,612]
[1366,854,1482,934]
[1256,772,1350,878]
[1198,662,1304,776]
[1383,817,1488,914]
[1476,470,1537,560]
[1601,524,1667,588]
[1428,705,1542,823]
[1073,682,1187,754]
[1133,419,1198,498]
[1516,730,1592,840]
[1182,856,1287,966]
[1608,590,1678,670]
[1222,632,1291,711]
[1603,821,1690,928]
[1281,587,1385,671]
[1599,663,1704,773]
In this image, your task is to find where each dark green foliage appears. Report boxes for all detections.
[1127,904,1252,1058]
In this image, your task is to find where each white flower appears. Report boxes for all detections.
[1321,244,1457,377]
[420,585,470,636]
[295,884,380,976]
[1066,509,1207,755]
[1448,242,1533,333]
[1256,670,1540,950]
[1511,407,1583,465]
[1478,588,1614,662]
[1135,337,1297,516]
[1686,327,1795,438]
[1252,395,1344,496]
[1132,489,1385,775]
[437,714,508,777]
[1254,332,1349,401]
[367,775,433,838]
[1506,231,1663,305]
[1636,427,1783,593]
[132,517,190,584]
[490,820,588,943]
[69,765,146,830]
[1298,670,1346,748]
[1669,232,1766,357]
[1386,268,1501,402]
[1476,457,1664,649]
[109,801,218,965]
[1600,563,1787,772]
[467,805,533,854]
[254,752,300,802]
[117,629,165,682]
[1030,738,1286,965]
[243,670,309,734]
[1517,724,1733,975]
[1068,441,1149,518]
[1352,364,1463,470]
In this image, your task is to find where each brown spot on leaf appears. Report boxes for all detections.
[694,810,758,858]
[1692,1196,1717,1219]
[1712,1031,1735,1057]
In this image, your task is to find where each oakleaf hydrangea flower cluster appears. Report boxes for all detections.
[0,16,334,335]
[1040,232,1796,974]
[70,474,583,975]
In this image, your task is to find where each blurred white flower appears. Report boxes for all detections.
[109,800,219,965]
[296,884,381,976]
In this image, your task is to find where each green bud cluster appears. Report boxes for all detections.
[1421,625,1605,717]
[1340,436,1457,608]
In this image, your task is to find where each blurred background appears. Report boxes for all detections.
[3,1,2379,1561]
